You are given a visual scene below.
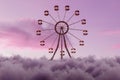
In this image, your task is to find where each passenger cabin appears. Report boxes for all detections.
[36,30,41,35]
[65,5,70,11]
[49,48,53,53]
[54,5,59,11]
[75,10,80,16]
[83,30,88,35]
[40,40,45,46]
[60,52,65,56]
[79,40,84,46]
[71,48,76,53]
[38,20,42,25]
[44,10,49,16]
[81,19,86,25]
[60,50,65,53]
[80,44,84,46]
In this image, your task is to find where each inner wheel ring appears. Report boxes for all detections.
[55,21,69,35]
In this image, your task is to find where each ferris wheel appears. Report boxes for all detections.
[36,5,88,60]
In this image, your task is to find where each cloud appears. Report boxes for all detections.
[0,56,120,80]
[101,30,120,36]
[112,44,120,50]
[0,19,56,49]
[0,19,38,48]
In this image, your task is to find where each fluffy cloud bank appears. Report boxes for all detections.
[0,56,120,80]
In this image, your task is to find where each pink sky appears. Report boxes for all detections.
[0,0,120,59]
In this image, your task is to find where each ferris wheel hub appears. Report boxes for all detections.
[55,21,69,35]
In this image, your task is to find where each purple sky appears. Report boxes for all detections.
[0,0,120,59]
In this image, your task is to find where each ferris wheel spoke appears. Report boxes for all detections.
[69,28,83,31]
[42,20,55,25]
[63,5,70,21]
[69,20,81,26]
[44,10,57,22]
[50,36,58,48]
[54,5,61,21]
[57,11,61,21]
[66,13,74,22]
[49,14,57,23]
[65,35,73,48]
[63,11,67,21]
[42,32,55,41]
[68,32,81,41]
[41,29,54,31]
[66,10,80,22]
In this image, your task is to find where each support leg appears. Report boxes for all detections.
[60,35,64,60]
[63,34,72,58]
[50,34,61,60]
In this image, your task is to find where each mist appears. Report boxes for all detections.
[0,55,120,80]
